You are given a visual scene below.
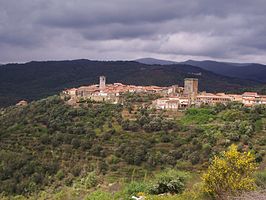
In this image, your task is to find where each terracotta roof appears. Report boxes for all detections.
[242,92,258,96]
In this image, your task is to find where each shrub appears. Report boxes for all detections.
[255,152,263,163]
[71,138,80,149]
[130,121,141,132]
[189,152,200,165]
[202,143,212,156]
[97,160,109,174]
[219,109,244,121]
[255,169,266,189]
[241,134,250,145]
[80,140,92,150]
[227,132,240,142]
[147,152,163,167]
[255,119,263,132]
[202,144,257,197]
[91,145,103,157]
[146,183,208,200]
[73,171,99,189]
[122,181,150,199]
[183,108,215,124]
[85,190,113,200]
[71,165,82,177]
[40,134,50,144]
[55,169,64,180]
[161,135,172,143]
[106,155,120,165]
[120,145,147,165]
[149,170,188,195]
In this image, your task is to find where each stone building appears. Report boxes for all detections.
[242,92,266,106]
[153,97,179,110]
[99,76,106,90]
[16,100,28,106]
[195,92,233,106]
[184,78,198,100]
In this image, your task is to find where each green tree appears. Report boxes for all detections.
[149,169,188,195]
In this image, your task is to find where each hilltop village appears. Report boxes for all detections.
[62,76,266,110]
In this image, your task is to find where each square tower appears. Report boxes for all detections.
[184,78,198,98]
[99,76,106,90]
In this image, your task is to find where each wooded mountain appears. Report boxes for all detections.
[136,58,266,83]
[135,57,178,65]
[0,59,262,107]
[182,60,266,83]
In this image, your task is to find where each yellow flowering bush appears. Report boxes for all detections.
[202,144,257,197]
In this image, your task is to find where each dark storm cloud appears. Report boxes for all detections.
[0,0,266,63]
[37,0,188,27]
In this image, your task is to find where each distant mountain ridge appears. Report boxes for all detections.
[135,58,266,83]
[0,59,261,107]
[135,58,178,65]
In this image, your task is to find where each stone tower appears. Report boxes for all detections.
[99,76,106,90]
[184,78,198,99]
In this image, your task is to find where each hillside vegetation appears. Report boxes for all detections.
[182,60,266,83]
[1,95,266,199]
[0,59,262,107]
[136,58,266,83]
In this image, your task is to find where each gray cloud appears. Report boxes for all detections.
[0,0,266,63]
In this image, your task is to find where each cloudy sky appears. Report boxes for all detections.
[0,0,266,64]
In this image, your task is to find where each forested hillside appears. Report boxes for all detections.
[182,60,266,83]
[136,58,266,83]
[0,59,262,107]
[1,95,266,199]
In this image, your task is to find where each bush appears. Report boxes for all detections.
[149,170,188,195]
[202,144,257,197]
[255,119,263,132]
[122,181,150,199]
[183,108,215,124]
[241,134,250,145]
[202,143,212,156]
[219,109,244,121]
[85,190,113,200]
[161,135,172,143]
[227,132,240,142]
[189,152,200,165]
[80,140,92,150]
[97,160,109,174]
[71,138,80,149]
[55,169,65,180]
[255,152,263,163]
[74,171,99,189]
[146,183,208,200]
[255,169,266,189]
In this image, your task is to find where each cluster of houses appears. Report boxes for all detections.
[62,76,266,110]
[154,91,266,110]
[62,76,182,105]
